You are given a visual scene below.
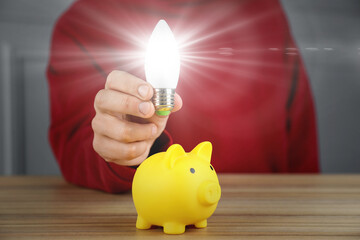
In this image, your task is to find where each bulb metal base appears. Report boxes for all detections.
[152,88,175,116]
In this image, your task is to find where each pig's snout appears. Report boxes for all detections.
[198,181,221,206]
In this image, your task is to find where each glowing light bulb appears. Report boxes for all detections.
[145,19,180,116]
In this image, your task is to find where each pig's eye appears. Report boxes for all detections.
[190,168,195,174]
[210,165,214,171]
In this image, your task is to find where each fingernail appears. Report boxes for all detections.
[152,125,157,136]
[139,102,151,115]
[138,85,150,99]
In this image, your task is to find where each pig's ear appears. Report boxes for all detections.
[165,144,186,169]
[191,141,212,163]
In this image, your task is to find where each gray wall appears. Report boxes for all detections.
[0,0,74,175]
[281,0,360,173]
[0,0,359,175]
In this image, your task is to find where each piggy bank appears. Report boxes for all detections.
[132,141,221,234]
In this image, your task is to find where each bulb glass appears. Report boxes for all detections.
[145,20,180,89]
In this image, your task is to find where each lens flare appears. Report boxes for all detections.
[54,2,300,97]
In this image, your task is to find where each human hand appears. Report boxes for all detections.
[92,70,182,166]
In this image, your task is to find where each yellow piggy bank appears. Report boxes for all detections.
[132,141,221,234]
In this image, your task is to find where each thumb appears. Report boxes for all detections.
[148,92,183,137]
[171,93,183,113]
[152,92,183,117]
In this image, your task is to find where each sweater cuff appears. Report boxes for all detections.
[149,129,173,156]
[106,161,135,189]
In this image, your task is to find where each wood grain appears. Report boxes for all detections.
[0,175,359,239]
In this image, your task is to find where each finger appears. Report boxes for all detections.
[92,114,157,143]
[145,92,182,129]
[105,70,153,101]
[145,114,169,139]
[93,135,149,163]
[123,92,182,124]
[172,93,183,113]
[153,92,183,118]
[112,146,151,166]
[94,89,155,118]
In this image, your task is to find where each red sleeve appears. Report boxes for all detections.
[46,8,171,193]
[285,39,319,172]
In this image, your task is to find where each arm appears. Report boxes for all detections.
[47,10,181,192]
[47,20,137,193]
[285,41,319,172]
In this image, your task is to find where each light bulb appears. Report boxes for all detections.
[145,19,180,116]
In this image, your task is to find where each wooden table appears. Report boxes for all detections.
[0,175,360,239]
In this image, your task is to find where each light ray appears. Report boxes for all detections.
[56,1,294,94]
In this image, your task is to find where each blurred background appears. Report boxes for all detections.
[0,0,359,175]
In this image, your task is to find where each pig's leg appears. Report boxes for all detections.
[136,215,151,229]
[195,219,207,228]
[163,222,185,234]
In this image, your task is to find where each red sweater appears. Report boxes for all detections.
[47,0,319,193]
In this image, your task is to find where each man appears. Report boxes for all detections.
[47,0,319,193]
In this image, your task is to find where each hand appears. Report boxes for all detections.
[92,70,182,166]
